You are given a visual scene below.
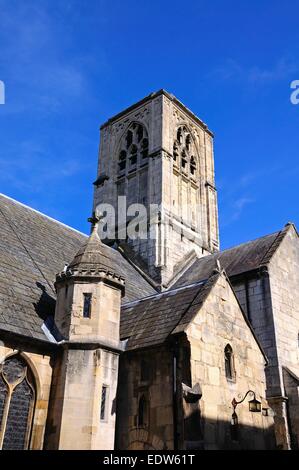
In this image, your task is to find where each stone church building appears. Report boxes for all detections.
[0,90,299,450]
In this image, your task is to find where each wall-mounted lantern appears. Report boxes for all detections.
[232,390,262,414]
[248,396,262,413]
[230,390,261,442]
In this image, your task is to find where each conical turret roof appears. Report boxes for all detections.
[57,213,124,289]
[68,224,116,273]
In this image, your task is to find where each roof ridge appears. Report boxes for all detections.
[164,249,200,290]
[0,193,87,238]
[220,230,281,254]
[259,228,288,266]
[170,272,220,336]
[122,279,207,308]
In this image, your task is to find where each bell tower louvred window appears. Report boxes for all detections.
[190,156,196,175]
[118,150,127,171]
[130,144,138,165]
[117,123,149,175]
[173,126,199,178]
[137,124,143,142]
[126,130,133,148]
[186,134,191,151]
[141,138,149,158]
[181,149,187,169]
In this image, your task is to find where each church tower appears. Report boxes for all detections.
[93,90,219,287]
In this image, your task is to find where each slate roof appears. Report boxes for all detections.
[0,194,156,342]
[120,274,219,350]
[0,192,290,350]
[172,228,288,289]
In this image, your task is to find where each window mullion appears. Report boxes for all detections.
[0,383,13,449]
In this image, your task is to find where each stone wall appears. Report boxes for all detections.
[55,280,122,347]
[267,225,299,448]
[46,253,123,449]
[228,226,299,449]
[115,347,174,450]
[45,347,119,450]
[115,273,276,450]
[231,274,288,448]
[232,275,281,397]
[185,273,275,449]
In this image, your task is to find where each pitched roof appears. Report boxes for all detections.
[0,194,156,342]
[120,274,219,350]
[172,228,288,289]
[67,222,123,279]
[0,192,292,349]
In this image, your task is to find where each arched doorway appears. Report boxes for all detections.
[126,428,166,450]
[0,354,36,449]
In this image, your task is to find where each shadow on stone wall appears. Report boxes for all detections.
[34,282,56,321]
[118,417,276,450]
[34,282,64,341]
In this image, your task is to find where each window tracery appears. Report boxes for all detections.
[0,354,36,450]
[118,123,149,175]
[173,126,198,178]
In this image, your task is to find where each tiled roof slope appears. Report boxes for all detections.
[0,194,156,341]
[120,274,219,350]
[172,229,288,289]
[120,227,289,351]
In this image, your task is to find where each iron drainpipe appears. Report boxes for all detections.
[172,339,179,450]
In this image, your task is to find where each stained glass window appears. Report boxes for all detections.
[0,355,35,450]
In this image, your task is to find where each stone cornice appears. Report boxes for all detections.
[55,269,125,294]
[100,89,214,137]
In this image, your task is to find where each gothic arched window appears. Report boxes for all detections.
[224,344,235,381]
[141,138,149,159]
[173,126,199,177]
[137,124,143,142]
[0,354,36,450]
[138,394,149,427]
[186,134,191,151]
[177,127,183,143]
[173,141,179,162]
[126,130,133,148]
[181,149,187,169]
[190,156,196,175]
[130,144,138,165]
[117,122,149,175]
[119,150,127,171]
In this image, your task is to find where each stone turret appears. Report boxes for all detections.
[54,213,125,344]
[45,213,124,450]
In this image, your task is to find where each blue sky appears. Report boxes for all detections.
[0,0,299,249]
